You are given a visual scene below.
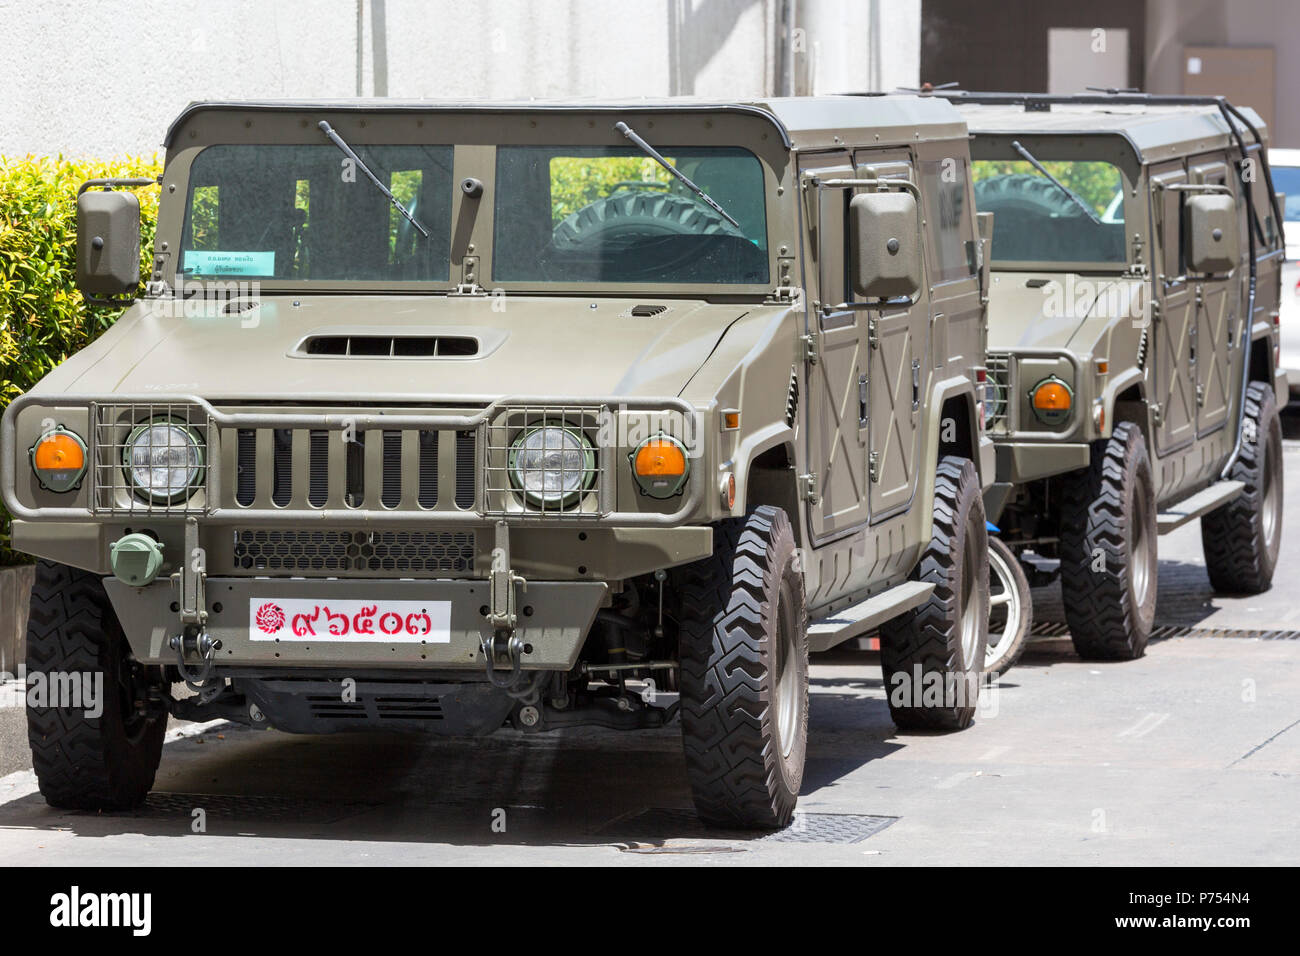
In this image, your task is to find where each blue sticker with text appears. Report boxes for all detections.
[182,250,275,276]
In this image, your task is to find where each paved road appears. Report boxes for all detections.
[3,411,1299,864]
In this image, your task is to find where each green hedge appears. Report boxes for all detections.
[0,155,162,564]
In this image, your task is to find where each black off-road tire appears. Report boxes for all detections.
[985,536,1033,676]
[879,457,988,730]
[1202,382,1284,593]
[26,561,167,810]
[552,190,745,248]
[673,505,808,830]
[1059,422,1158,660]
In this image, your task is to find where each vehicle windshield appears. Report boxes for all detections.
[493,146,768,284]
[181,144,454,281]
[971,159,1126,265]
[1270,164,1300,223]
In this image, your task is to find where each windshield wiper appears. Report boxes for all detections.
[613,121,741,228]
[1009,140,1102,225]
[318,120,430,238]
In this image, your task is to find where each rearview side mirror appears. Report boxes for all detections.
[1184,193,1238,274]
[849,191,921,298]
[76,189,141,297]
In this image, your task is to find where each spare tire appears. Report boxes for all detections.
[552,190,745,249]
[973,173,1091,220]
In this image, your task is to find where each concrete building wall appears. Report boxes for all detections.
[0,0,920,159]
[1146,0,1300,147]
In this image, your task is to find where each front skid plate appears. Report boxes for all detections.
[103,576,608,670]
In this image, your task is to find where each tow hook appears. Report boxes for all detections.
[482,521,529,691]
[168,627,223,697]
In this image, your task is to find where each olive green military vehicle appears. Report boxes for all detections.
[939,91,1285,662]
[3,95,996,829]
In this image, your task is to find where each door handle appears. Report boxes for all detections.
[858,373,868,426]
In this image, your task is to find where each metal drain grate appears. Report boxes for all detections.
[603,807,897,844]
[1032,621,1300,641]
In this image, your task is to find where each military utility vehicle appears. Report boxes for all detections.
[4,95,995,829]
[942,91,1285,661]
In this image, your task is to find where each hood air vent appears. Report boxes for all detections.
[298,334,479,358]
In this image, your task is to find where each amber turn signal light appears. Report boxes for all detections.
[1032,381,1071,411]
[634,438,687,477]
[630,435,690,499]
[1030,378,1073,426]
[30,428,88,493]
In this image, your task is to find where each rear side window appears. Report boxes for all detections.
[920,158,975,282]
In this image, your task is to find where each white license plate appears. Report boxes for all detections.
[249,598,452,643]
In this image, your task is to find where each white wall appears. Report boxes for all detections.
[0,0,919,158]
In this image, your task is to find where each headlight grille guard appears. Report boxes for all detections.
[94,401,211,515]
[2,394,704,526]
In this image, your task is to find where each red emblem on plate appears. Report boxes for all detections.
[255,602,285,634]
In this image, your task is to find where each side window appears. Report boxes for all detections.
[1154,172,1186,280]
[920,158,975,282]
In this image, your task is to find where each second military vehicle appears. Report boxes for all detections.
[5,94,995,829]
[943,91,1285,661]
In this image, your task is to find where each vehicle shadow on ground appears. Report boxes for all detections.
[1018,556,1228,670]
[0,686,904,851]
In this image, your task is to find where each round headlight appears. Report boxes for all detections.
[123,420,205,502]
[508,425,595,508]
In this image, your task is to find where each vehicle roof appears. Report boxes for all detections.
[946,96,1269,163]
[162,95,968,152]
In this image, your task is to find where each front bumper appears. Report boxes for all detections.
[104,576,609,671]
[993,441,1093,485]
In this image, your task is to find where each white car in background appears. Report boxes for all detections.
[1270,148,1300,399]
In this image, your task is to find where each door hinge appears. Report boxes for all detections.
[452,256,487,296]
[1196,383,1205,407]
[767,281,800,304]
[800,333,819,365]
[1152,403,1164,426]
[867,315,879,349]
[798,473,820,505]
[868,451,880,483]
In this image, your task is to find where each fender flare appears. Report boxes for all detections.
[732,422,797,513]
[916,375,987,539]
[1100,365,1147,436]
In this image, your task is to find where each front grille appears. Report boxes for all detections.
[232,528,476,574]
[93,402,210,515]
[224,422,474,512]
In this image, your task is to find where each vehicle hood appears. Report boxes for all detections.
[986,272,1132,351]
[33,295,757,402]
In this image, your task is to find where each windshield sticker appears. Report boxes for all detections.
[183,250,275,276]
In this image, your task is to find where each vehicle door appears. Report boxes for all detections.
[1188,156,1238,437]
[800,151,870,542]
[1151,160,1198,455]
